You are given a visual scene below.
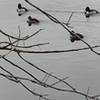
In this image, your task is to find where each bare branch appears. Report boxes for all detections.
[51,76,69,86]
[24,0,100,56]
[2,57,41,83]
[0,29,43,40]
[17,53,75,90]
[0,44,100,54]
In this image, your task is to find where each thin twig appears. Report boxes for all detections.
[24,0,100,56]
[1,44,100,54]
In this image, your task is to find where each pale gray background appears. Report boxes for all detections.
[0,0,100,100]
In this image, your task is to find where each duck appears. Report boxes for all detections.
[27,16,40,26]
[17,3,28,16]
[70,31,84,42]
[85,6,99,18]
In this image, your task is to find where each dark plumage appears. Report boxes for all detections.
[18,3,22,9]
[17,3,28,16]
[70,31,84,42]
[18,3,28,11]
[27,16,40,26]
[85,6,99,18]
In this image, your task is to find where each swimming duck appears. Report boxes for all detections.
[27,16,40,26]
[85,6,99,18]
[70,31,84,42]
[17,3,28,16]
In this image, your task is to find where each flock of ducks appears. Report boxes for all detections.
[70,7,99,42]
[17,3,40,26]
[16,3,99,42]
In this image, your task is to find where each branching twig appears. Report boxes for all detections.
[24,0,100,56]
[18,53,75,90]
[0,69,52,100]
[2,57,41,83]
[0,42,49,48]
[0,29,43,41]
[51,76,69,86]
[0,44,100,54]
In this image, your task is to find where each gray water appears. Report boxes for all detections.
[0,0,100,100]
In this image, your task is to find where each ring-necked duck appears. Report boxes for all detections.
[70,31,84,42]
[27,16,40,26]
[85,6,99,18]
[17,3,28,16]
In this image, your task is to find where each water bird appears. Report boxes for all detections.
[70,31,84,42]
[27,16,40,26]
[85,6,99,18]
[17,3,28,16]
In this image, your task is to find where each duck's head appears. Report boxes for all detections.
[28,16,32,20]
[85,6,90,12]
[18,3,22,9]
